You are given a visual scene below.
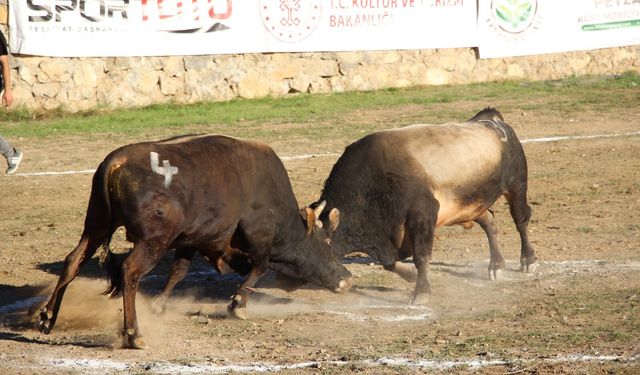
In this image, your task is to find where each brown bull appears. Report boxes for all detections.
[37,134,351,349]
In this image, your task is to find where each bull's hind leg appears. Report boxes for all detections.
[151,247,197,314]
[37,231,108,334]
[505,189,537,272]
[407,197,439,305]
[121,241,171,349]
[475,210,505,281]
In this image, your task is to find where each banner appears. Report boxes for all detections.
[8,0,478,57]
[478,0,640,58]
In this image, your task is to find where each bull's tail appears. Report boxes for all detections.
[101,244,126,297]
[91,158,126,297]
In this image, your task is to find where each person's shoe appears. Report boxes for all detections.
[6,149,23,175]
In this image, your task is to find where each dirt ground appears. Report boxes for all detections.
[0,101,639,374]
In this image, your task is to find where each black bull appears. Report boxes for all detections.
[37,135,351,349]
[313,108,537,303]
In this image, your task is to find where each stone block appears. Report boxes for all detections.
[184,55,214,71]
[507,64,525,78]
[38,59,72,83]
[237,71,270,99]
[159,75,184,96]
[425,68,449,85]
[300,58,339,77]
[162,57,185,77]
[32,82,61,98]
[290,74,312,93]
[73,61,99,88]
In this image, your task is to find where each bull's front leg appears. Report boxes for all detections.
[227,264,267,320]
[227,245,268,320]
[407,202,438,305]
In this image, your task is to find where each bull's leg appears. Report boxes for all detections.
[121,241,169,349]
[227,218,273,320]
[37,232,107,334]
[382,228,418,283]
[407,199,439,305]
[151,247,197,314]
[219,246,252,276]
[383,262,418,283]
[227,262,267,320]
[475,210,505,281]
[505,190,537,272]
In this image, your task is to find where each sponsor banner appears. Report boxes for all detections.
[478,0,640,58]
[9,0,477,57]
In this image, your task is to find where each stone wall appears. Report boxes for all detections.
[2,3,639,112]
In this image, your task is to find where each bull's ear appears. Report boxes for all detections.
[301,207,315,235]
[328,208,340,232]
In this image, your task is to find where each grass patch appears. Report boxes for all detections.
[1,72,638,139]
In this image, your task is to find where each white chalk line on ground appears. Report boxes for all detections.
[7,131,640,177]
[34,353,640,374]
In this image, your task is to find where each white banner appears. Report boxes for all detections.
[478,0,640,58]
[9,0,478,57]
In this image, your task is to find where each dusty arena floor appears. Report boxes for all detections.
[1,97,639,374]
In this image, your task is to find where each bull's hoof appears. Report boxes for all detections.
[37,309,53,334]
[409,284,431,305]
[488,258,506,281]
[334,278,353,294]
[488,268,503,281]
[520,262,538,273]
[227,295,248,320]
[519,256,538,273]
[150,296,167,315]
[122,331,147,349]
[408,292,429,306]
[229,305,248,320]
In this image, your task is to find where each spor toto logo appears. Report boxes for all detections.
[491,0,538,34]
[260,0,322,43]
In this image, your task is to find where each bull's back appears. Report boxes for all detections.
[398,123,505,189]
[103,135,296,230]
[326,122,510,227]
[397,123,508,225]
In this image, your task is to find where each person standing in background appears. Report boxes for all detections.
[0,28,22,174]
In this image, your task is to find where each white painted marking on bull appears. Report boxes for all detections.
[150,152,179,188]
[478,118,508,142]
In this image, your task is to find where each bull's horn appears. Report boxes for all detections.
[313,200,327,218]
[303,207,315,235]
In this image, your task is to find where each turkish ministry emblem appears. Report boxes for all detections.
[490,0,539,34]
[260,0,323,43]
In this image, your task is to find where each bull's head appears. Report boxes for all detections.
[271,201,351,293]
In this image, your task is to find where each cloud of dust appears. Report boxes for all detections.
[17,259,526,349]
[24,278,228,348]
